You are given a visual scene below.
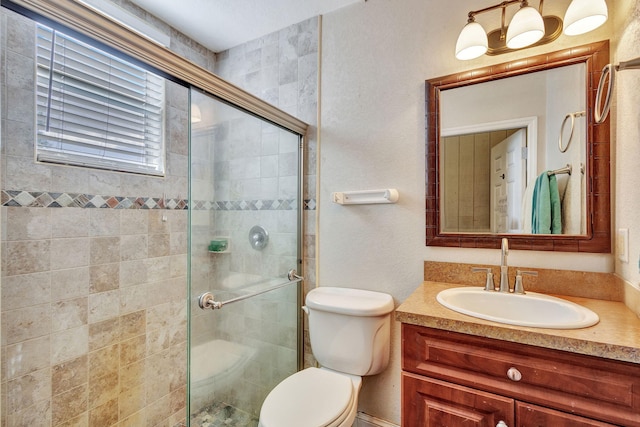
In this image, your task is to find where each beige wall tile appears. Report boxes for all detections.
[56,413,89,427]
[88,319,120,352]
[120,234,148,261]
[118,385,145,420]
[89,237,121,265]
[51,384,87,426]
[51,267,90,302]
[6,398,52,427]
[89,345,119,381]
[51,238,90,270]
[120,335,146,366]
[89,263,119,294]
[87,372,118,410]
[120,310,146,341]
[6,336,50,380]
[6,368,51,416]
[5,207,51,241]
[119,284,148,314]
[51,297,88,332]
[120,210,148,235]
[89,209,121,237]
[51,208,90,238]
[3,304,51,345]
[51,326,88,365]
[88,290,120,324]
[119,259,148,287]
[6,240,50,276]
[88,398,118,426]
[148,233,170,258]
[52,355,88,396]
[3,271,51,310]
[119,360,144,393]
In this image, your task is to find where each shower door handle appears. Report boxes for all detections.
[198,270,303,311]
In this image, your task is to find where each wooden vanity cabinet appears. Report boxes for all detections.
[401,324,640,426]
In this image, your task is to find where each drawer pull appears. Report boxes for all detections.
[496,422,508,427]
[507,367,522,381]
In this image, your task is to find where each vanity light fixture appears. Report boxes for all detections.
[455,0,608,60]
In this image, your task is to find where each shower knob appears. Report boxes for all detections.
[249,225,269,250]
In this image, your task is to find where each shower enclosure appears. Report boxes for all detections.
[188,90,304,425]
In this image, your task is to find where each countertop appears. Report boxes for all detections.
[396,281,640,364]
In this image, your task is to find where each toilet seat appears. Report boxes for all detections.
[259,367,357,427]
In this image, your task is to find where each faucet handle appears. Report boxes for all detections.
[514,270,538,294]
[472,267,495,291]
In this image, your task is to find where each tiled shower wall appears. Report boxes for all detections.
[214,17,319,368]
[0,6,204,426]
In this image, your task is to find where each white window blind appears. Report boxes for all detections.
[36,24,166,176]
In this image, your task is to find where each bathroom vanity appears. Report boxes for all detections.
[397,281,640,427]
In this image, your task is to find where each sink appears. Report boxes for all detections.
[436,287,599,329]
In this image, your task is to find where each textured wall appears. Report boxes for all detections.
[319,0,614,423]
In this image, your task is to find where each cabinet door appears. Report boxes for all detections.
[403,372,514,427]
[516,402,617,427]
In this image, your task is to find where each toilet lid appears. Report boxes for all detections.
[260,367,354,427]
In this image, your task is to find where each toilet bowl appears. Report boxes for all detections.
[258,287,394,427]
[259,367,362,427]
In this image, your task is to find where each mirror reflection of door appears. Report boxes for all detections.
[490,129,526,233]
[441,128,525,234]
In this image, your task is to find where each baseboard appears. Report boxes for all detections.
[354,412,399,427]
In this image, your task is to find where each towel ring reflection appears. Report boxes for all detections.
[558,111,585,153]
[595,64,614,124]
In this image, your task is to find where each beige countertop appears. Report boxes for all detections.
[396,281,640,364]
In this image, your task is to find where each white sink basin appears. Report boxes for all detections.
[436,287,599,329]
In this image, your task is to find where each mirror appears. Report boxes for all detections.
[426,41,611,253]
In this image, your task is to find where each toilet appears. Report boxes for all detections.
[258,286,394,427]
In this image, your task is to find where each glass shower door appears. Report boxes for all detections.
[188,90,303,426]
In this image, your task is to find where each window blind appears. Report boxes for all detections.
[36,24,166,176]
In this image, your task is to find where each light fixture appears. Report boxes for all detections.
[455,17,488,60]
[563,0,608,36]
[455,0,608,60]
[506,2,545,49]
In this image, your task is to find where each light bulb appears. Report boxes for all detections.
[506,5,545,49]
[564,0,608,36]
[455,20,488,60]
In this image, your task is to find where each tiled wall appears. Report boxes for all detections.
[0,7,193,426]
[214,17,319,369]
[1,1,319,425]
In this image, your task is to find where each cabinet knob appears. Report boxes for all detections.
[506,367,522,381]
[496,422,508,427]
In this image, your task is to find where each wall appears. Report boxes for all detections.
[614,0,640,298]
[318,0,615,423]
[0,3,218,425]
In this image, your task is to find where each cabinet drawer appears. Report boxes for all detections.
[402,324,640,426]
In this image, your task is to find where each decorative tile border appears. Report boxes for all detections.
[1,190,317,211]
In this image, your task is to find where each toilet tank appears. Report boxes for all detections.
[304,287,394,376]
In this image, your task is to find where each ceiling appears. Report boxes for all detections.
[127,0,363,52]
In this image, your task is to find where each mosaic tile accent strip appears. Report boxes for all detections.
[1,190,317,211]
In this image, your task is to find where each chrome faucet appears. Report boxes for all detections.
[499,238,510,292]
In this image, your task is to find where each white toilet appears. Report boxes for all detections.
[258,286,394,427]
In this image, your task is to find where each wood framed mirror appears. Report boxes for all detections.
[426,41,610,252]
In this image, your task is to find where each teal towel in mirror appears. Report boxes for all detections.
[532,172,562,234]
